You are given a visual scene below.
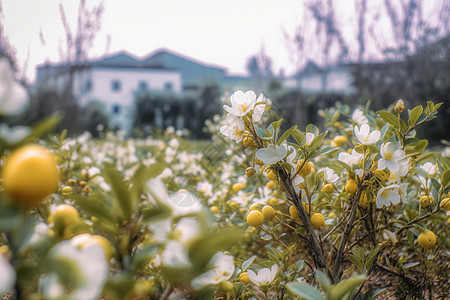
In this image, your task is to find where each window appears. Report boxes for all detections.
[111,80,121,92]
[138,81,148,90]
[112,104,121,114]
[165,82,173,91]
[183,85,198,91]
[85,80,92,93]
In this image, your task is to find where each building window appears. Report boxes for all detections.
[138,81,148,90]
[111,80,121,92]
[165,82,173,91]
[112,104,121,114]
[183,85,198,91]
[85,80,92,93]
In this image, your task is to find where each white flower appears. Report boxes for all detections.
[0,254,15,295]
[382,230,398,244]
[420,162,436,175]
[305,132,315,146]
[191,252,235,290]
[322,167,339,183]
[161,240,191,268]
[352,108,368,125]
[338,149,364,167]
[168,190,203,217]
[354,124,380,145]
[40,239,108,300]
[376,184,400,208]
[256,144,287,165]
[174,218,201,245]
[388,158,410,183]
[224,90,257,117]
[247,265,278,286]
[398,183,408,203]
[220,114,246,143]
[0,124,30,144]
[378,142,405,173]
[0,58,29,116]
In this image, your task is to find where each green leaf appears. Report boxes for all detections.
[141,202,172,223]
[104,274,135,300]
[271,119,284,131]
[308,131,328,152]
[72,194,117,231]
[377,111,398,129]
[364,245,381,270]
[408,105,423,126]
[277,125,298,145]
[46,256,84,287]
[315,270,331,293]
[103,166,135,220]
[328,275,366,300]
[132,245,159,272]
[132,162,167,198]
[306,124,320,136]
[287,282,324,300]
[292,129,306,145]
[188,228,242,270]
[242,255,256,271]
[349,256,364,273]
[405,139,428,155]
[442,169,450,189]
[354,144,367,154]
[403,262,420,269]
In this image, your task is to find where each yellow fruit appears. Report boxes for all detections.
[289,205,300,219]
[247,210,264,227]
[210,206,219,213]
[79,180,87,187]
[328,212,336,218]
[267,170,277,181]
[232,183,246,193]
[228,201,240,210]
[296,159,312,177]
[440,198,450,211]
[255,158,264,166]
[310,213,325,228]
[220,280,234,292]
[262,205,275,219]
[333,135,348,147]
[83,185,91,193]
[243,135,257,149]
[246,167,256,178]
[2,145,59,207]
[268,197,278,206]
[420,195,434,208]
[61,186,73,194]
[52,204,80,230]
[417,231,436,249]
[394,99,405,114]
[374,169,389,181]
[68,179,77,186]
[238,272,252,284]
[321,184,334,194]
[345,180,358,194]
[266,181,276,189]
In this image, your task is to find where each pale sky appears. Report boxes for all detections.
[2,0,304,81]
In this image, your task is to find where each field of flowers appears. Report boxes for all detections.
[1,57,450,299]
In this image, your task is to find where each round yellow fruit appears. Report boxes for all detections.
[232,183,246,193]
[321,184,334,194]
[310,213,325,228]
[333,135,348,147]
[266,181,276,189]
[52,204,80,229]
[262,205,275,219]
[245,167,256,178]
[289,205,300,219]
[210,206,219,213]
[268,197,278,206]
[419,195,434,208]
[247,210,264,227]
[220,280,234,292]
[345,180,358,194]
[61,186,73,194]
[440,198,450,211]
[2,145,59,207]
[267,170,277,181]
[238,272,251,284]
[249,202,263,211]
[296,159,312,177]
[417,231,436,249]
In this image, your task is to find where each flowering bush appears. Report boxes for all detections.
[0,56,449,300]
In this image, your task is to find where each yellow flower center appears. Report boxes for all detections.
[381,189,390,198]
[385,152,393,160]
[239,103,249,113]
[363,136,369,143]
[233,128,244,137]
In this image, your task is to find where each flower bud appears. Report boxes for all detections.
[394,99,405,114]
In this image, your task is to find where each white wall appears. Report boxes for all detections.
[76,67,182,134]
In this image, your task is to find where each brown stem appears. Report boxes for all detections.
[275,163,333,281]
[332,171,371,282]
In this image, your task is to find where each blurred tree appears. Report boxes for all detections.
[83,100,109,138]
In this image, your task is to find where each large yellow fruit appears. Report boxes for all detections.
[296,160,312,177]
[417,231,436,249]
[247,210,264,227]
[262,205,275,219]
[345,180,358,194]
[51,204,80,230]
[232,183,246,193]
[440,198,450,211]
[321,183,334,194]
[333,135,348,147]
[419,195,434,208]
[2,145,58,207]
[289,205,300,219]
[310,213,325,228]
